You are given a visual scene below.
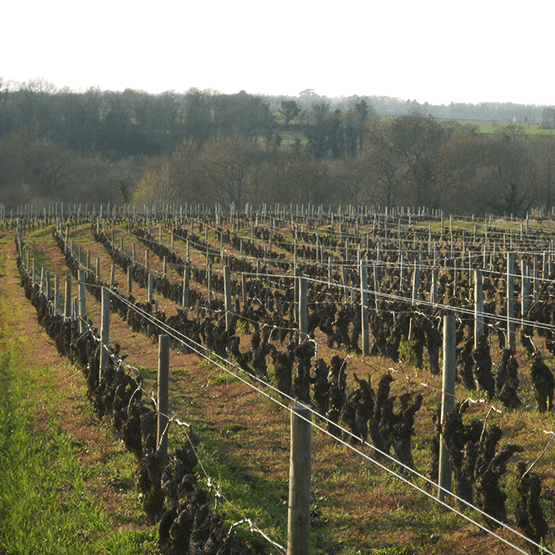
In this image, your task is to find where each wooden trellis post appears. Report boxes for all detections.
[341,265,348,301]
[128,266,133,296]
[148,273,154,303]
[100,287,110,377]
[207,264,213,302]
[287,405,311,555]
[521,259,530,317]
[242,273,247,304]
[224,265,232,330]
[40,267,46,292]
[299,277,308,342]
[183,265,190,317]
[54,274,60,313]
[360,259,369,356]
[64,274,72,318]
[438,313,456,502]
[294,264,301,323]
[78,269,87,334]
[411,261,420,306]
[533,254,539,297]
[474,269,484,348]
[507,252,516,351]
[373,262,380,313]
[157,335,170,465]
[431,267,438,304]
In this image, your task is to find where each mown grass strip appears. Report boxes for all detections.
[0,390,156,554]
[0,241,157,555]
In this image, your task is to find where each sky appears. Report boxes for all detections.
[3,0,554,106]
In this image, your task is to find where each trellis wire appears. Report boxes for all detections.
[106,287,554,555]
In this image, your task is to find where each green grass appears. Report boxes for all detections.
[0,247,157,554]
[398,338,417,365]
[199,353,219,368]
[171,367,189,377]
[191,428,290,549]
[453,120,555,135]
[0,347,157,554]
[211,374,229,385]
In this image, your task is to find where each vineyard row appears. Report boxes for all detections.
[14,216,555,554]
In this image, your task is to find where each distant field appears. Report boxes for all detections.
[279,119,555,143]
[272,119,555,157]
[455,119,555,135]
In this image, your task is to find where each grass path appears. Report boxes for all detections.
[0,231,157,554]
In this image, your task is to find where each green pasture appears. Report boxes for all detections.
[455,119,555,135]
[279,119,555,147]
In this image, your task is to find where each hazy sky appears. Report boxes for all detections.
[3,0,553,106]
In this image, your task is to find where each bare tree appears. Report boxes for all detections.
[198,134,256,208]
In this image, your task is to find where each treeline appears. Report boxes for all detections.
[1,78,555,216]
[134,116,555,218]
[0,79,371,158]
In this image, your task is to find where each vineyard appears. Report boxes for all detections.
[3,204,555,555]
